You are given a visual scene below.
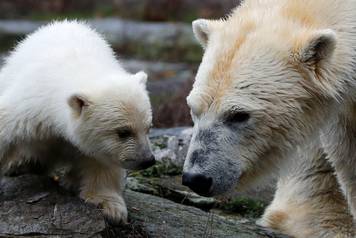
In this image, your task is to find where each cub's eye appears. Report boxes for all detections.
[117,128,133,139]
[225,111,250,124]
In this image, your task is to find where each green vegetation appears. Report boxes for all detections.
[129,162,267,218]
[0,34,25,52]
[218,197,267,218]
[175,10,200,23]
[151,136,169,150]
[130,161,182,178]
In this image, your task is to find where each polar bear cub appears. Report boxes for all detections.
[0,21,155,222]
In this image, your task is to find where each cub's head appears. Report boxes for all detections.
[183,7,341,196]
[68,71,155,170]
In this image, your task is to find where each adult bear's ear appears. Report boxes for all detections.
[68,94,91,117]
[192,19,213,48]
[295,29,337,66]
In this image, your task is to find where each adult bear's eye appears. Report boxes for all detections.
[117,127,133,139]
[225,111,250,124]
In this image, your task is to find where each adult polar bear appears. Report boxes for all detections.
[182,0,356,236]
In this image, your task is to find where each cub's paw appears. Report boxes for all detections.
[256,218,268,227]
[80,192,127,224]
[102,198,128,226]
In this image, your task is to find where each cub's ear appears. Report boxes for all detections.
[297,29,337,65]
[192,19,213,48]
[134,71,148,85]
[68,94,91,117]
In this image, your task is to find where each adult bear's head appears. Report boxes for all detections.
[182,1,346,197]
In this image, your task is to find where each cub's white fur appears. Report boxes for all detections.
[0,21,154,222]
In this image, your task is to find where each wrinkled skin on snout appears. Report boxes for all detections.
[182,103,285,197]
[183,119,242,196]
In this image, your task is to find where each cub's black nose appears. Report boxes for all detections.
[139,156,156,169]
[182,173,213,197]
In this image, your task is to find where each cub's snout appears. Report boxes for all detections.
[137,155,156,170]
[121,150,156,171]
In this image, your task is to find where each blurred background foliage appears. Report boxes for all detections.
[0,0,238,22]
[0,0,240,128]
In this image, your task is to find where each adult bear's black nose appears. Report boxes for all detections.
[182,172,213,197]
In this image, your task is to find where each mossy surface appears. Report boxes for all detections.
[130,161,182,178]
[150,135,169,150]
[128,172,268,218]
[218,197,267,218]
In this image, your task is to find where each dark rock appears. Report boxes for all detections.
[0,174,288,238]
[126,189,288,238]
[0,175,105,237]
